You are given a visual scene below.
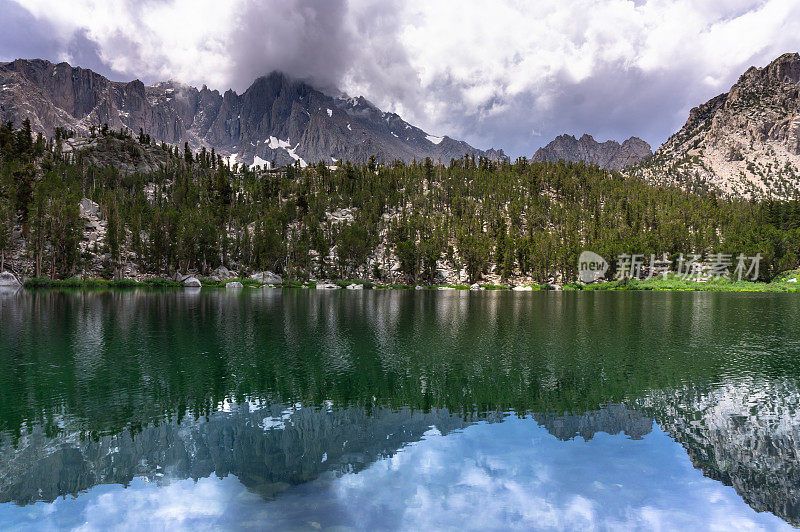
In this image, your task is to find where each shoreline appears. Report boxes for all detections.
[10,275,800,293]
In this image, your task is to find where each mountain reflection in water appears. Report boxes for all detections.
[0,289,798,529]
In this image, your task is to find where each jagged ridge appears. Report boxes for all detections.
[532,133,652,171]
[0,59,506,167]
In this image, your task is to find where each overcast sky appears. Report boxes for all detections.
[2,0,800,157]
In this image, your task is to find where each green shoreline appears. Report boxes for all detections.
[16,273,800,292]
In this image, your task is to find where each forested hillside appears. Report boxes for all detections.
[1,120,800,285]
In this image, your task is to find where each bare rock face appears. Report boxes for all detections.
[0,59,506,167]
[532,134,652,171]
[632,52,800,199]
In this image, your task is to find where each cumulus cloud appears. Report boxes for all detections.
[2,0,800,156]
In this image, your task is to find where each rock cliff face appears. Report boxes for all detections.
[0,59,504,167]
[531,134,652,171]
[633,53,800,198]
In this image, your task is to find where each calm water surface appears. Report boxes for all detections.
[0,289,799,530]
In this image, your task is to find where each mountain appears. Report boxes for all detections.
[531,133,652,171]
[632,53,800,199]
[0,58,505,167]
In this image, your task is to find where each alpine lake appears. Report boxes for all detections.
[1,287,799,530]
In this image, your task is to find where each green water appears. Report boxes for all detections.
[0,289,799,529]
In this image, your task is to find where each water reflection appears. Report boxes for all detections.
[0,289,799,528]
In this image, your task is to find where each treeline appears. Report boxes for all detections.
[1,120,800,283]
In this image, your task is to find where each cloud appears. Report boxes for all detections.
[2,0,800,156]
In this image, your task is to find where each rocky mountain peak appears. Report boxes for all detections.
[531,133,652,171]
[0,58,504,167]
[631,52,800,199]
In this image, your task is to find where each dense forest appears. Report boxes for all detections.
[1,119,800,284]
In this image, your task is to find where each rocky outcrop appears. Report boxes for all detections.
[632,52,800,199]
[0,59,505,167]
[532,134,652,171]
[64,135,171,174]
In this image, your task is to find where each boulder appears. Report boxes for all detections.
[437,286,455,291]
[226,281,243,289]
[213,265,234,280]
[79,198,100,218]
[513,285,533,291]
[183,276,201,288]
[470,283,481,290]
[250,271,282,285]
[316,283,340,290]
[0,271,21,287]
[414,285,426,290]
[346,283,364,290]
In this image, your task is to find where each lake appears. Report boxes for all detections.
[0,288,798,530]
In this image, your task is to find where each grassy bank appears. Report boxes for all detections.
[24,277,184,289]
[565,274,800,292]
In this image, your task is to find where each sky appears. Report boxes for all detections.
[2,0,800,157]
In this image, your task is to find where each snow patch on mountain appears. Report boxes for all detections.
[267,136,292,150]
[250,155,270,170]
